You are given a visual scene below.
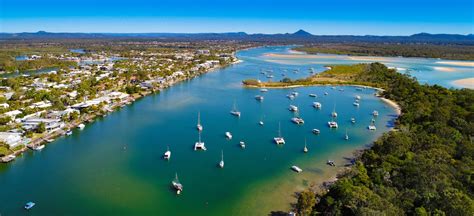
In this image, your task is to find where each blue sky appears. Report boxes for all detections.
[1,0,473,35]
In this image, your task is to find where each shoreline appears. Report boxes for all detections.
[451,77,474,89]
[1,56,243,163]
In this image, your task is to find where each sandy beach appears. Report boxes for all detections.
[436,61,474,67]
[264,53,340,59]
[380,97,402,115]
[452,77,474,89]
[433,66,458,72]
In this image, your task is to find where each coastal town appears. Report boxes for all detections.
[0,41,249,163]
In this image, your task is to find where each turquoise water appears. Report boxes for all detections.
[0,46,398,215]
[263,46,474,89]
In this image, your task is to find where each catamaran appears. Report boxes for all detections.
[230,101,241,117]
[289,105,298,112]
[240,141,246,149]
[368,122,377,130]
[172,173,183,194]
[163,146,171,160]
[219,150,224,168]
[351,117,356,124]
[313,102,322,109]
[274,122,285,144]
[225,132,232,139]
[328,117,338,128]
[196,112,203,131]
[194,132,206,151]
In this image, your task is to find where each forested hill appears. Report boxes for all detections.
[295,63,474,215]
[1,31,473,44]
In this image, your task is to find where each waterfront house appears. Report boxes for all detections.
[0,132,24,148]
[22,118,65,132]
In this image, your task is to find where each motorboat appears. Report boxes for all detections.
[77,123,85,130]
[313,102,322,109]
[255,95,264,101]
[240,141,246,149]
[291,166,303,173]
[372,110,379,116]
[225,132,232,139]
[32,145,45,151]
[327,160,336,167]
[24,202,35,210]
[312,129,320,134]
[309,93,317,97]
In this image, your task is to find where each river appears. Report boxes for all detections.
[1,46,406,215]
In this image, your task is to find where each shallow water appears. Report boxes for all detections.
[262,46,474,89]
[0,46,397,215]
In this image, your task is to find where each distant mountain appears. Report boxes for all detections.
[0,30,472,44]
[292,29,313,36]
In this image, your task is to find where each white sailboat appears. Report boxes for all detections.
[196,111,203,131]
[163,146,171,160]
[219,150,224,168]
[172,173,183,194]
[194,132,206,151]
[345,129,349,140]
[230,101,241,117]
[331,104,338,117]
[240,141,246,149]
[274,122,285,144]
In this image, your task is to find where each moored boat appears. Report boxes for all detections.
[225,132,232,139]
[274,122,285,144]
[291,165,303,173]
[171,173,183,194]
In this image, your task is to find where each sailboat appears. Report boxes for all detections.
[196,111,203,131]
[345,129,349,140]
[331,104,338,117]
[219,150,224,168]
[274,122,285,144]
[171,173,183,194]
[240,141,246,149]
[303,139,308,153]
[230,101,241,117]
[163,146,171,160]
[194,132,206,151]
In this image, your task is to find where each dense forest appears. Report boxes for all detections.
[295,63,474,215]
[295,43,474,60]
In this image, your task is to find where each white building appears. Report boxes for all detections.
[0,132,23,148]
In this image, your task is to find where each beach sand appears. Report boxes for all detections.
[452,77,474,89]
[433,66,458,72]
[436,61,474,67]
